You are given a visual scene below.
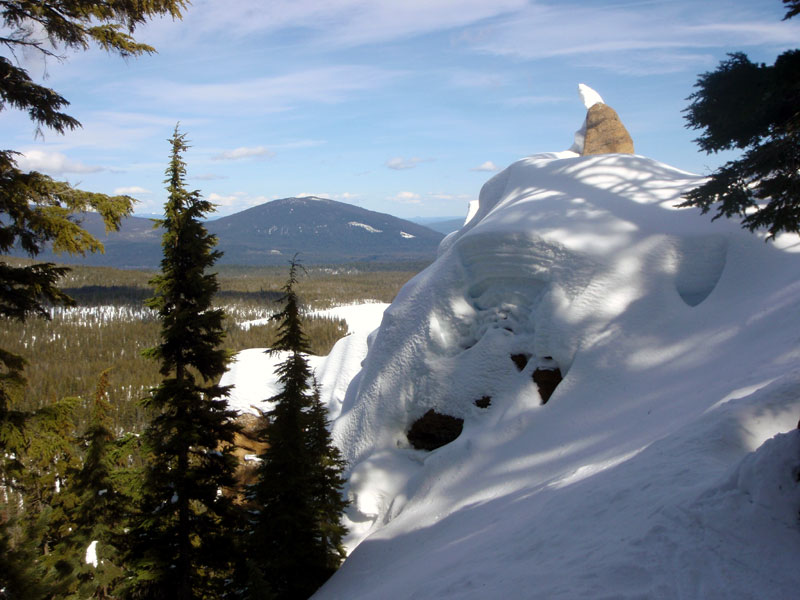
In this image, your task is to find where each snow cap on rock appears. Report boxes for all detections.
[578,83,604,109]
[570,83,633,155]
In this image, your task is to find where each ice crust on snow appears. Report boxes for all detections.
[221,150,800,599]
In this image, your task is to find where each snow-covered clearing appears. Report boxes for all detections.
[222,303,388,420]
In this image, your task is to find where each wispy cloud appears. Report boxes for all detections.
[157,0,529,49]
[392,191,422,204]
[207,192,270,211]
[459,2,800,73]
[470,161,500,172]
[131,66,399,114]
[17,150,105,175]
[386,157,427,170]
[295,192,360,202]
[213,146,275,161]
[114,186,151,195]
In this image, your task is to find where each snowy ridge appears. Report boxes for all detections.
[310,152,800,599]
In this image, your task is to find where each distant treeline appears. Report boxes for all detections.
[0,256,418,434]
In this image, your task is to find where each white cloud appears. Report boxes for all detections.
[161,0,528,49]
[132,66,398,114]
[459,2,800,73]
[207,192,242,206]
[296,192,361,203]
[17,150,105,175]
[213,146,275,161]
[471,161,500,172]
[393,191,422,204]
[386,157,425,170]
[207,192,270,211]
[114,186,151,195]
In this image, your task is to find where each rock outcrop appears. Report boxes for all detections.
[231,413,269,491]
[407,409,464,451]
[582,103,634,156]
[570,83,634,156]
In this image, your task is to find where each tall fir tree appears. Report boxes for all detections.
[120,127,240,600]
[245,259,348,600]
[306,382,348,575]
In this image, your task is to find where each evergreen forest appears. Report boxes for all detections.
[1,122,416,598]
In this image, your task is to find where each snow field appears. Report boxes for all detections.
[318,152,800,599]
[221,150,800,599]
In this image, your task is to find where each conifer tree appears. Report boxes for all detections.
[120,128,240,600]
[1,2,188,592]
[679,1,800,239]
[306,382,348,574]
[44,370,126,599]
[246,259,348,600]
[0,395,81,599]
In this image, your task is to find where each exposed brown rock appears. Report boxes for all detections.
[533,367,562,405]
[407,409,464,451]
[230,413,269,494]
[474,396,492,409]
[510,353,530,371]
[582,103,634,156]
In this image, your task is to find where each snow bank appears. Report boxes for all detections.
[221,303,389,419]
[313,152,800,599]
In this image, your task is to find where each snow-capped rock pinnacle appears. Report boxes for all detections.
[578,83,604,109]
[570,84,634,155]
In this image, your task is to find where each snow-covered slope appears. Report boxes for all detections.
[221,149,800,599]
[311,151,800,598]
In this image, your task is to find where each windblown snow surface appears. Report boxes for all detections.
[225,151,800,599]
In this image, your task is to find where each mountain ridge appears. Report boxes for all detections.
[6,196,444,268]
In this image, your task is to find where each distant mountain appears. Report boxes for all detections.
[6,197,444,268]
[208,197,443,265]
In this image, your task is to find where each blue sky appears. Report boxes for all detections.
[3,0,798,220]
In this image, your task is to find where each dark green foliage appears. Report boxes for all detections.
[0,0,188,426]
[121,128,240,600]
[0,394,81,599]
[0,525,48,600]
[244,259,348,600]
[41,370,128,599]
[306,383,348,573]
[784,0,800,20]
[679,11,800,239]
[1,2,188,590]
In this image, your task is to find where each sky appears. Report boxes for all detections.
[3,0,798,220]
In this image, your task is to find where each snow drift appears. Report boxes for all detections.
[315,151,800,598]
[222,147,800,599]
